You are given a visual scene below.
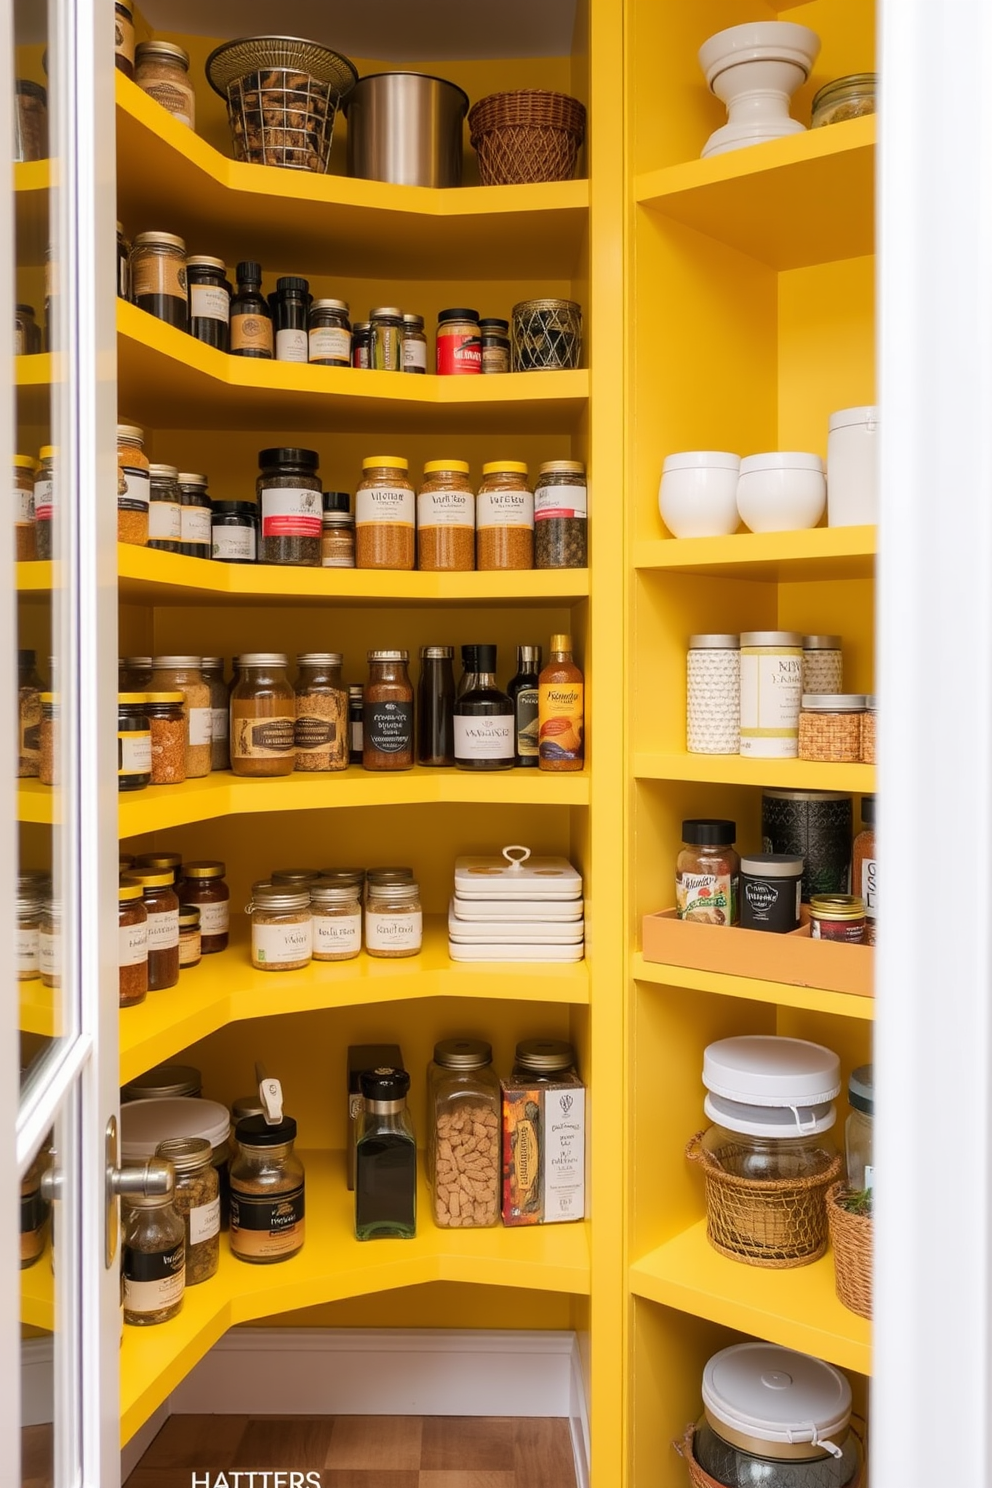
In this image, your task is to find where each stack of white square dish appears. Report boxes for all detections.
[448,845,585,963]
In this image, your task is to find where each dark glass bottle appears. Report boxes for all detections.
[270,275,311,364]
[355,1067,416,1240]
[455,643,478,700]
[508,644,542,767]
[417,645,455,767]
[454,643,514,771]
[186,256,231,353]
[230,261,273,359]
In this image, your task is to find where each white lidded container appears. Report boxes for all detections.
[121,1097,232,1161]
[450,844,584,962]
[737,452,826,533]
[739,631,803,758]
[703,1034,841,1108]
[448,906,584,944]
[451,894,583,921]
[658,451,741,539]
[687,633,740,754]
[827,405,878,527]
[453,844,582,900]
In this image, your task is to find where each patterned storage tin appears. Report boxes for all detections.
[802,634,843,695]
[762,789,854,901]
[687,634,740,754]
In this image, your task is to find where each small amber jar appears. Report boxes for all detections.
[476,462,534,570]
[418,461,475,571]
[131,870,180,991]
[179,906,202,968]
[230,1116,305,1263]
[117,425,150,546]
[355,458,415,570]
[119,879,149,1008]
[310,880,362,961]
[230,653,296,777]
[178,861,229,954]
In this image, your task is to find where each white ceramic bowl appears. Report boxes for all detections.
[697,22,821,158]
[736,452,826,533]
[659,451,741,539]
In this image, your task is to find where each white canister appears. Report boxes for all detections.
[827,405,878,526]
[739,631,803,758]
[802,634,843,695]
[659,451,741,539]
[687,635,740,754]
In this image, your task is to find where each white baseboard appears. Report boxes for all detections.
[569,1333,591,1488]
[21,1336,53,1428]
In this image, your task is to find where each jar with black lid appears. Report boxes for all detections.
[256,448,322,567]
[211,501,257,563]
[186,257,230,352]
[130,232,188,331]
[148,464,183,552]
[352,322,371,368]
[370,307,403,371]
[480,318,510,374]
[230,261,273,359]
[118,693,152,791]
[401,314,427,374]
[178,473,212,558]
[271,276,311,363]
[309,299,351,367]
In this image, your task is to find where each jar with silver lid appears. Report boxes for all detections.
[310,879,363,962]
[427,1039,501,1228]
[247,880,312,971]
[178,473,212,559]
[401,313,427,374]
[309,299,352,367]
[798,695,867,764]
[154,1136,220,1285]
[135,40,195,128]
[148,464,183,553]
[186,257,230,351]
[130,231,188,332]
[369,307,403,371]
[17,871,47,982]
[121,1062,202,1102]
[802,635,843,696]
[687,635,740,754]
[365,878,422,959]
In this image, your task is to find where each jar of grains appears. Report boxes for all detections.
[211,501,257,563]
[355,457,415,570]
[147,464,183,553]
[178,906,202,968]
[369,307,403,371]
[200,658,230,770]
[365,877,423,959]
[308,299,351,367]
[229,1115,305,1263]
[256,447,322,567]
[402,313,427,374]
[363,650,414,770]
[798,695,867,764]
[154,1137,219,1285]
[480,318,510,374]
[144,692,187,785]
[132,870,180,991]
[18,651,43,777]
[310,878,363,961]
[39,693,58,786]
[39,898,61,988]
[178,473,213,559]
[428,1039,501,1228]
[121,1186,185,1326]
[294,653,348,772]
[129,232,188,332]
[116,425,150,546]
[231,653,296,777]
[17,872,46,983]
[534,460,588,569]
[476,461,533,570]
[436,308,481,375]
[135,41,195,127]
[115,0,135,76]
[14,456,37,561]
[118,879,149,1008]
[118,693,152,791]
[321,492,355,568]
[687,634,740,755]
[417,460,475,571]
[247,880,312,972]
[150,656,212,778]
[185,258,229,351]
[34,446,56,560]
[178,861,230,954]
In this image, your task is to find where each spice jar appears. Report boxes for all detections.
[365,878,422,958]
[230,1115,305,1263]
[14,456,37,561]
[147,464,183,553]
[309,299,351,367]
[802,634,843,695]
[321,492,355,568]
[401,313,427,374]
[812,72,876,127]
[476,461,533,570]
[247,880,312,971]
[798,695,867,764]
[117,425,150,546]
[257,447,322,567]
[14,83,47,163]
[369,306,403,371]
[845,1065,873,1193]
[809,894,866,944]
[480,317,510,374]
[132,870,180,990]
[150,656,212,778]
[436,308,481,375]
[115,1,135,76]
[294,653,348,772]
[417,461,475,571]
[271,276,311,363]
[534,460,587,569]
[39,897,61,988]
[21,1151,49,1269]
[355,457,415,570]
[135,851,184,882]
[852,795,876,945]
[212,500,257,563]
[762,789,853,901]
[739,631,803,758]
[687,635,740,755]
[119,879,149,1008]
[144,692,187,785]
[39,692,58,786]
[118,693,152,791]
[122,1185,185,1326]
[135,40,195,128]
[185,258,230,351]
[310,879,363,961]
[861,696,876,763]
[677,819,739,925]
[271,869,323,888]
[17,872,46,982]
[428,1039,500,1228]
[740,854,803,934]
[120,1096,232,1229]
[18,650,44,777]
[363,650,414,770]
[352,321,371,367]
[178,861,230,954]
[154,1138,219,1285]
[349,684,363,763]
[231,653,296,777]
[130,231,188,332]
[178,906,202,968]
[200,657,230,770]
[34,446,56,560]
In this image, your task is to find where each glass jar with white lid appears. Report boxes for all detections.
[845,1064,873,1194]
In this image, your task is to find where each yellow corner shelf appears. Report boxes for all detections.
[20,1243,53,1331]
[19,977,60,1039]
[117,300,588,435]
[117,73,588,282]
[634,753,875,794]
[634,526,876,582]
[631,952,874,1022]
[630,1219,871,1377]
[116,542,589,609]
[635,115,875,271]
[120,916,588,1084]
[113,1149,590,1445]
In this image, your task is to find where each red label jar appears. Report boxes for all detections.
[436,308,481,375]
[808,893,866,943]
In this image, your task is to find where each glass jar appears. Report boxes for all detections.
[154,1137,220,1285]
[369,306,403,371]
[39,898,61,988]
[135,40,195,128]
[13,82,47,161]
[809,893,866,943]
[271,276,311,363]
[134,851,184,882]
[352,321,371,367]
[14,303,40,354]
[178,906,202,968]
[121,656,153,689]
[417,461,475,571]
[176,472,213,559]
[231,653,296,777]
[309,299,351,367]
[118,693,152,791]
[256,447,322,567]
[247,880,312,971]
[117,221,130,300]
[121,1189,185,1325]
[798,695,867,764]
[145,692,187,785]
[34,446,56,560]
[230,1115,305,1263]
[147,463,183,553]
[365,879,422,959]
[676,818,740,926]
[230,260,273,358]
[150,656,212,777]
[700,1114,836,1184]
[321,502,355,568]
[115,0,135,77]
[21,1150,49,1269]
[852,795,876,945]
[185,258,230,351]
[17,872,46,983]
[428,1039,501,1228]
[534,460,588,569]
[117,424,150,546]
[355,457,415,570]
[120,1064,202,1101]
[349,684,363,763]
[199,657,230,770]
[476,461,533,570]
[310,880,363,961]
[271,869,323,889]
[402,313,427,374]
[39,693,58,786]
[118,878,149,1008]
[363,650,414,770]
[845,1064,873,1195]
[417,645,455,766]
[14,455,38,561]
[436,307,481,375]
[179,861,230,954]
[130,231,188,332]
[211,500,257,563]
[480,317,510,374]
[18,649,44,777]
[294,652,348,772]
[132,871,180,991]
[356,1068,416,1240]
[812,72,876,128]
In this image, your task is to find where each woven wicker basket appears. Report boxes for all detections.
[674,1424,865,1488]
[827,1180,873,1318]
[687,1133,842,1268]
[468,89,586,185]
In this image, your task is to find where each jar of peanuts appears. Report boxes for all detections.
[427,1039,501,1229]
[476,461,533,570]
[417,460,475,571]
[355,456,415,570]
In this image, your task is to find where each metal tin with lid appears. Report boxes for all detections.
[512,1038,577,1076]
[809,893,866,944]
[740,853,804,933]
[762,788,854,901]
[121,1063,202,1102]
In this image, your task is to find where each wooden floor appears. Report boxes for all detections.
[123,1414,578,1488]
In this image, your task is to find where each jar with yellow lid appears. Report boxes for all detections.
[355,456,415,570]
[476,461,533,570]
[808,893,866,944]
[14,456,37,561]
[119,879,148,1008]
[417,461,475,571]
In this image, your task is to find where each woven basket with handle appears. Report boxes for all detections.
[827,1180,873,1318]
[673,1423,865,1488]
[468,89,586,185]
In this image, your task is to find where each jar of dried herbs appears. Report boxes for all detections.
[34,447,56,560]
[247,880,312,971]
[185,259,229,351]
[363,650,414,770]
[200,657,230,770]
[18,650,44,777]
[178,906,202,968]
[534,460,587,568]
[256,447,322,567]
[14,456,38,561]
[148,464,183,553]
[309,299,352,366]
[476,462,533,570]
[231,653,296,777]
[310,879,362,961]
[418,461,475,571]
[39,897,61,988]
[150,656,212,778]
[178,861,229,953]
[370,307,403,371]
[132,870,180,991]
[321,491,355,567]
[135,40,195,128]
[355,457,415,570]
[212,501,257,563]
[122,1186,185,1325]
[130,231,188,332]
[17,872,46,983]
[154,1137,219,1284]
[230,1115,305,1264]
[366,878,422,958]
[119,878,149,1008]
[178,473,212,559]
[294,653,348,772]
[117,425,150,546]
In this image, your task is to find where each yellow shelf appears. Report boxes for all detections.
[634,753,875,794]
[20,1242,53,1331]
[630,1220,871,1376]
[632,953,874,1021]
[635,526,876,582]
[635,115,875,271]
[18,780,56,825]
[15,353,56,423]
[116,542,589,608]
[118,300,588,435]
[120,915,588,1084]
[19,977,60,1039]
[114,1149,590,1445]
[16,559,54,595]
[117,73,588,281]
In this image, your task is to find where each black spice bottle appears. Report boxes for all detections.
[270,275,311,364]
[454,643,514,771]
[355,1067,416,1240]
[508,644,542,767]
[230,261,273,359]
[417,645,455,767]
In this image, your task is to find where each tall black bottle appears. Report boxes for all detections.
[453,643,514,771]
[230,261,273,359]
[507,644,542,767]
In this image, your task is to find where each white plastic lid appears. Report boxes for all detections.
[828,405,878,433]
[447,939,584,962]
[662,450,741,473]
[451,894,583,922]
[120,1097,231,1158]
[453,845,582,900]
[448,905,584,943]
[740,452,824,474]
[703,1036,841,1106]
[702,1343,851,1452]
[705,1092,837,1138]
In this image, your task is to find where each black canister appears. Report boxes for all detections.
[762,789,853,902]
[270,276,311,364]
[740,854,804,933]
[186,256,231,352]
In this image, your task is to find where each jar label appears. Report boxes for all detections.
[313,910,362,956]
[197,900,229,937]
[535,483,588,520]
[115,6,135,63]
[189,1195,221,1244]
[402,338,428,372]
[677,871,736,926]
[454,715,514,761]
[118,729,152,776]
[261,487,322,539]
[212,524,256,561]
[811,917,865,943]
[309,325,351,364]
[179,931,201,966]
[132,252,186,302]
[295,715,340,752]
[740,649,802,757]
[119,466,150,513]
[353,346,369,369]
[140,81,193,127]
[122,1242,185,1313]
[210,706,229,743]
[542,1085,585,1222]
[861,857,877,920]
[230,312,273,355]
[14,483,34,523]
[365,910,422,951]
[417,490,474,528]
[148,908,179,950]
[190,284,230,324]
[350,720,362,752]
[232,714,296,758]
[16,925,39,975]
[437,331,481,375]
[515,686,539,759]
[482,344,510,374]
[477,490,534,529]
[33,478,54,521]
[864,1163,874,1191]
[364,700,414,754]
[538,682,583,765]
[188,706,212,746]
[119,919,148,967]
[181,505,212,544]
[39,927,60,976]
[148,499,182,540]
[252,919,312,965]
[276,327,308,363]
[356,485,415,528]
[230,1183,305,1258]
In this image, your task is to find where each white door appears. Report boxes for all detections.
[4,1,121,1483]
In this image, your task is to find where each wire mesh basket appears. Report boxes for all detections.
[206,36,357,173]
[468,89,586,184]
[827,1181,873,1319]
[511,298,583,372]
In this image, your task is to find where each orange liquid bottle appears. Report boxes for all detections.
[538,633,584,772]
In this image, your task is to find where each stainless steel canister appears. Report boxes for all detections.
[345,72,469,187]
